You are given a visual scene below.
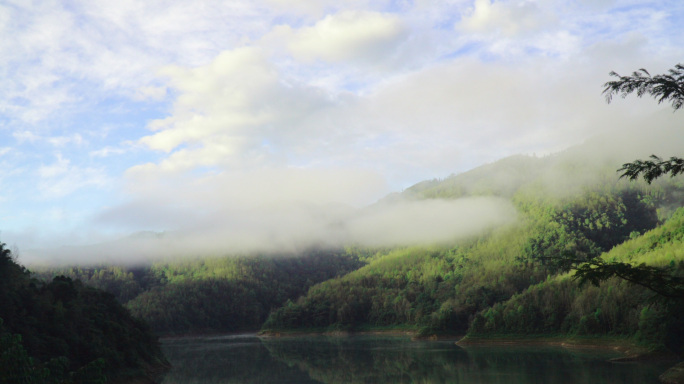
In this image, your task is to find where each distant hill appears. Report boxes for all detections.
[0,245,169,383]
[262,125,684,352]
[31,124,684,355]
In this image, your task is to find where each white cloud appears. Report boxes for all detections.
[13,131,41,143]
[264,0,376,18]
[346,197,517,247]
[133,86,167,101]
[11,131,86,148]
[90,146,129,158]
[133,11,684,193]
[38,154,109,198]
[281,10,408,63]
[137,46,332,172]
[31,195,516,264]
[4,0,684,260]
[0,0,277,125]
[121,167,388,214]
[48,134,86,147]
[460,0,553,37]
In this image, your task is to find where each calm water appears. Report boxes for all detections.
[160,334,671,384]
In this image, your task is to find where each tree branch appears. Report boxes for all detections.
[618,155,684,184]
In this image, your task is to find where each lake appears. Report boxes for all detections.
[160,334,670,384]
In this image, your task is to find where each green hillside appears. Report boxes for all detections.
[469,208,684,349]
[30,135,684,355]
[261,147,684,351]
[0,245,168,383]
[36,249,364,335]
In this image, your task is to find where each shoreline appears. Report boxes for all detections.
[455,334,682,359]
[258,328,423,338]
[157,330,683,384]
[457,334,642,351]
[261,330,680,361]
[160,330,260,341]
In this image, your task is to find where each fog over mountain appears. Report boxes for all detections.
[22,122,683,266]
[3,1,683,265]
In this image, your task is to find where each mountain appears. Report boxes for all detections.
[32,125,684,354]
[261,126,684,352]
[0,245,169,383]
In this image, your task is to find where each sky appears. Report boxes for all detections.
[1,0,683,263]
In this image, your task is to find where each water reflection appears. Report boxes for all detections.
[160,334,319,384]
[161,335,670,384]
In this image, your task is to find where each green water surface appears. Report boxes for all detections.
[160,334,671,384]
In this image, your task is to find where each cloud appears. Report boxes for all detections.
[133,16,684,197]
[263,0,375,18]
[120,167,388,215]
[133,86,167,101]
[0,0,280,125]
[137,47,332,173]
[5,0,684,264]
[460,0,553,37]
[13,131,41,144]
[346,197,517,247]
[280,10,408,63]
[27,195,517,265]
[12,131,86,148]
[37,154,109,199]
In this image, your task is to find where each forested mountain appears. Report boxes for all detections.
[469,207,684,347]
[263,181,680,337]
[35,249,364,335]
[0,245,168,383]
[261,133,684,352]
[31,128,684,355]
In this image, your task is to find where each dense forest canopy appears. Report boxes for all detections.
[29,127,684,360]
[0,244,168,383]
[603,64,684,183]
[8,94,684,384]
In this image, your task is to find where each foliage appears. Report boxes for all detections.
[618,155,684,184]
[262,165,684,351]
[0,244,167,383]
[574,259,684,300]
[470,208,684,351]
[603,64,684,183]
[30,138,684,354]
[40,249,365,335]
[549,64,684,297]
[603,64,684,111]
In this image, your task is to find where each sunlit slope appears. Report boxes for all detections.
[402,123,684,203]
[263,226,542,333]
[263,172,683,335]
[603,207,684,266]
[34,126,684,341]
[468,208,684,350]
[263,125,684,338]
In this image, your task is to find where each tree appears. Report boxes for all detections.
[602,64,684,183]
[560,64,684,300]
[574,259,684,300]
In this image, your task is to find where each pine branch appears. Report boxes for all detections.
[573,260,684,300]
[603,64,684,111]
[618,155,684,184]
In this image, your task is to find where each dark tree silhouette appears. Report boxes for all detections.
[574,259,684,300]
[603,64,684,183]
[561,64,684,300]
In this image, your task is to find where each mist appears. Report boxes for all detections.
[22,195,517,266]
[20,120,684,267]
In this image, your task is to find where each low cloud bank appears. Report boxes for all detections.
[23,196,516,266]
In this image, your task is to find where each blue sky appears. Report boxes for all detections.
[2,0,683,262]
